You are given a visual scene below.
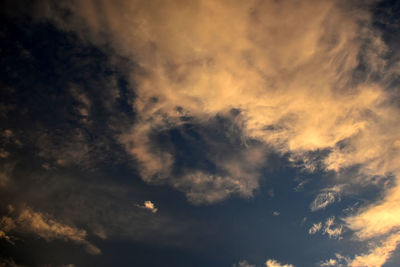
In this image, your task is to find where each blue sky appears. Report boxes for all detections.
[1,1,400,266]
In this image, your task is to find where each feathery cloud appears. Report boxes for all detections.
[0,206,100,255]
[308,222,322,235]
[310,185,344,212]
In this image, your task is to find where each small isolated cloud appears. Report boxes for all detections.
[137,201,158,213]
[310,192,336,211]
[0,206,100,255]
[294,178,310,192]
[273,211,280,216]
[3,130,12,138]
[319,258,338,266]
[319,253,349,267]
[323,217,343,240]
[70,86,91,123]
[0,172,9,188]
[265,259,294,267]
[308,222,322,235]
[310,185,344,212]
[233,260,256,267]
[0,148,9,159]
[308,217,343,239]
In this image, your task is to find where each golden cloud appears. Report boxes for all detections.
[0,206,100,255]
[39,0,400,264]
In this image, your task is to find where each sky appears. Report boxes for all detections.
[0,0,400,266]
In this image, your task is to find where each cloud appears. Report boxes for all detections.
[0,149,9,159]
[0,206,100,255]
[265,259,294,267]
[70,85,91,123]
[37,0,394,204]
[321,232,400,267]
[343,185,400,265]
[0,171,9,188]
[323,217,343,240]
[0,257,21,267]
[310,192,337,212]
[319,253,349,267]
[0,164,14,188]
[137,200,158,213]
[310,185,344,212]
[308,222,322,235]
[309,217,343,239]
[346,231,400,267]
[294,178,310,192]
[319,258,338,266]
[35,1,400,264]
[233,260,256,267]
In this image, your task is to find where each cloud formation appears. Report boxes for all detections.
[265,259,294,267]
[308,217,343,239]
[0,206,100,255]
[323,217,343,240]
[310,185,344,211]
[36,0,400,264]
[137,200,158,213]
[308,222,322,235]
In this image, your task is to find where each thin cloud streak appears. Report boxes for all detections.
[0,206,100,255]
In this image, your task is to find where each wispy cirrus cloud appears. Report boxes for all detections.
[308,217,343,239]
[0,206,100,255]
[310,185,344,211]
[308,222,322,235]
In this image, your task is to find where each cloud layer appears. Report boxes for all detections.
[34,0,400,265]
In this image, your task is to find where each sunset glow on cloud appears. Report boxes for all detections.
[1,0,400,266]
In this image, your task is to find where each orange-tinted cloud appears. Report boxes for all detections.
[0,206,100,255]
[38,0,400,264]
